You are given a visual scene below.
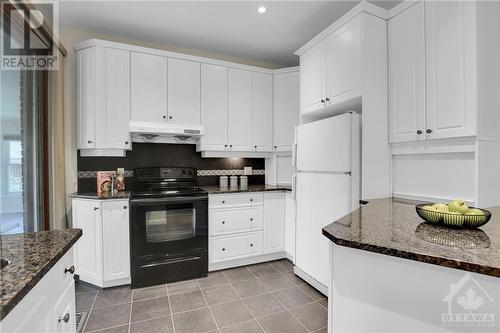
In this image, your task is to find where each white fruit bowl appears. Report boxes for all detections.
[415,204,491,228]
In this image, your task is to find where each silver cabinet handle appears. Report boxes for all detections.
[123,205,128,209]
[87,140,93,144]
[222,221,225,224]
[58,313,70,323]
[94,207,99,211]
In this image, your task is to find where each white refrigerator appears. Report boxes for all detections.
[293,112,361,293]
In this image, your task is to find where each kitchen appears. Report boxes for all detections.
[0,1,499,333]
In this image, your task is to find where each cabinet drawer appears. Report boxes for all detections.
[209,193,264,208]
[210,232,262,263]
[210,207,263,236]
[54,281,76,333]
[54,248,75,292]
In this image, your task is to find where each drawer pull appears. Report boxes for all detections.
[94,207,99,211]
[250,243,254,247]
[64,265,75,275]
[222,221,226,224]
[250,198,253,202]
[222,248,226,251]
[222,200,225,204]
[58,313,70,323]
[250,218,253,221]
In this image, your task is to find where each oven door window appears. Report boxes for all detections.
[145,203,195,243]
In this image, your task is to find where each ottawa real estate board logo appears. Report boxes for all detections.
[1,0,59,70]
[442,272,495,329]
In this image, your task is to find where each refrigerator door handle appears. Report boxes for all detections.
[292,126,298,168]
[292,174,297,199]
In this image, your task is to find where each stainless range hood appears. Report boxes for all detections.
[129,121,204,144]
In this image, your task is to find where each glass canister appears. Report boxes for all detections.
[240,176,248,189]
[230,175,238,188]
[219,176,228,187]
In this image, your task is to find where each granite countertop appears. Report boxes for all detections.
[202,184,292,194]
[70,191,131,200]
[322,198,500,278]
[0,229,82,320]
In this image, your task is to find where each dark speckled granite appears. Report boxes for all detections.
[202,184,291,194]
[0,229,82,320]
[70,191,131,200]
[322,198,500,278]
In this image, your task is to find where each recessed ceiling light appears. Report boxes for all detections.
[258,6,266,14]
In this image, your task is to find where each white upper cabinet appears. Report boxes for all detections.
[273,71,299,151]
[200,63,228,151]
[425,0,476,140]
[326,15,362,106]
[167,58,201,124]
[389,2,426,143]
[228,68,253,151]
[77,46,131,155]
[252,72,273,152]
[104,48,131,149]
[300,40,327,114]
[131,52,168,122]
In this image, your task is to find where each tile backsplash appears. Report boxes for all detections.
[77,143,265,191]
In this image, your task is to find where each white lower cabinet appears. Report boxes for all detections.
[72,198,130,288]
[0,249,76,333]
[285,192,296,262]
[208,191,289,270]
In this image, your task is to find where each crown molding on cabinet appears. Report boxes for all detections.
[388,0,422,19]
[74,39,300,75]
[294,1,389,56]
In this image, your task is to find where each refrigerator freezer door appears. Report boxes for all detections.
[295,172,351,288]
[296,113,353,173]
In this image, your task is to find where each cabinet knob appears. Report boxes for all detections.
[87,140,93,144]
[250,198,253,202]
[94,207,99,211]
[274,146,277,149]
[123,205,128,209]
[321,99,325,103]
[224,144,228,148]
[254,145,257,149]
[222,248,226,251]
[250,218,253,221]
[222,200,225,204]
[163,115,167,119]
[229,144,233,148]
[58,313,70,323]
[416,130,422,135]
[169,116,173,119]
[125,141,129,145]
[250,243,254,247]
[64,265,75,275]
[426,129,432,134]
[325,97,330,102]
[222,221,225,224]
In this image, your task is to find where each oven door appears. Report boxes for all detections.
[130,195,208,259]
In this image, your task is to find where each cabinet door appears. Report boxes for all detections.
[425,1,476,139]
[263,192,285,254]
[252,72,273,151]
[105,48,131,149]
[102,200,130,282]
[77,47,96,149]
[273,71,299,151]
[300,40,327,114]
[72,200,103,286]
[388,2,426,143]
[131,52,168,122]
[168,58,201,124]
[326,15,362,105]
[54,282,76,333]
[228,68,253,151]
[200,64,228,151]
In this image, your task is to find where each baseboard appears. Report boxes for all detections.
[293,266,328,296]
[103,278,131,288]
[209,252,287,271]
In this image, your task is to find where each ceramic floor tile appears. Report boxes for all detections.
[202,284,239,305]
[297,283,326,301]
[172,307,218,333]
[167,279,200,295]
[318,298,328,310]
[243,293,286,318]
[169,290,207,313]
[247,263,280,277]
[86,325,129,333]
[210,300,253,328]
[131,296,170,322]
[93,286,132,308]
[129,315,174,333]
[84,303,131,332]
[132,285,167,301]
[198,271,229,289]
[76,291,97,312]
[231,278,268,298]
[258,274,295,292]
[290,301,328,331]
[220,320,264,333]
[76,282,100,294]
[272,287,314,309]
[222,266,255,282]
[257,311,307,333]
[270,260,294,274]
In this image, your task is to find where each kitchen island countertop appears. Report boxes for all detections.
[322,197,500,278]
[0,229,82,320]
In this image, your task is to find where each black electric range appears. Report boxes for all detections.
[129,167,208,288]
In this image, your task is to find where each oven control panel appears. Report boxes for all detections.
[135,167,196,180]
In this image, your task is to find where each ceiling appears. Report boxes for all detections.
[59,1,400,68]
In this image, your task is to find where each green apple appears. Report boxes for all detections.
[442,211,465,227]
[448,200,469,214]
[466,208,484,216]
[433,203,449,212]
[421,205,441,223]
